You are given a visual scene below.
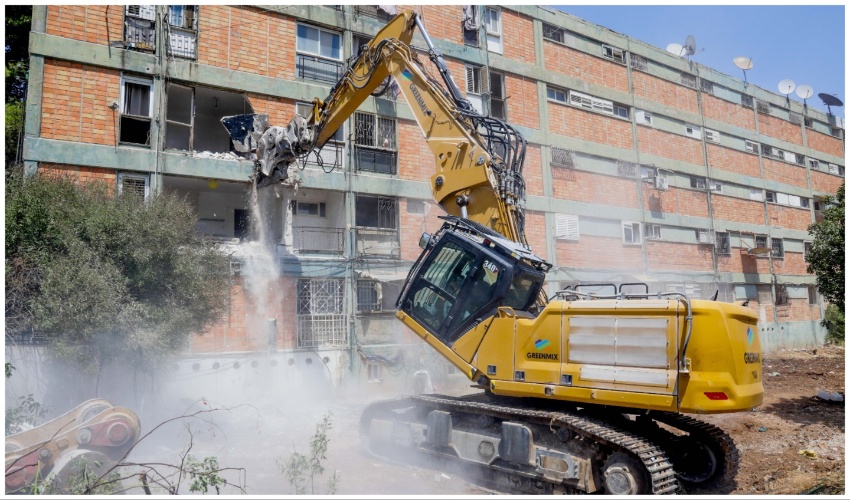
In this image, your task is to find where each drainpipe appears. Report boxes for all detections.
[344,5,357,375]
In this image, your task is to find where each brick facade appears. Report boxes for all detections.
[549,102,633,150]
[758,114,803,146]
[810,170,844,195]
[636,126,704,165]
[544,42,630,93]
[767,204,812,232]
[555,235,644,270]
[553,169,638,208]
[706,144,761,178]
[701,94,755,131]
[641,185,709,218]
[646,241,714,272]
[711,195,767,225]
[807,129,844,158]
[761,158,809,189]
[631,72,699,115]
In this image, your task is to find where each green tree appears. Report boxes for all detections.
[5,171,232,370]
[6,5,32,103]
[806,183,844,312]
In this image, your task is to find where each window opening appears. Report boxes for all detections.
[118,172,149,201]
[355,112,397,174]
[622,221,642,244]
[167,5,198,59]
[296,24,343,85]
[462,5,480,47]
[124,6,156,53]
[484,7,502,53]
[120,75,153,146]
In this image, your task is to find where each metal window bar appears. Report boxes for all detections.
[296,54,344,85]
[357,279,381,312]
[124,16,156,52]
[542,23,564,43]
[680,73,697,89]
[294,227,344,254]
[121,176,147,200]
[297,314,348,348]
[551,147,576,168]
[376,116,397,150]
[355,112,375,147]
[356,148,396,174]
[630,53,647,71]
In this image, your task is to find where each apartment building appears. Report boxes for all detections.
[23,5,844,383]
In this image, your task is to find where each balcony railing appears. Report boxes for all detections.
[296,54,344,86]
[294,227,345,255]
[355,227,399,258]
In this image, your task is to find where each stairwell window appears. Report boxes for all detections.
[119,75,153,146]
[489,70,506,120]
[355,112,397,174]
[167,5,198,59]
[484,7,502,54]
[296,24,343,85]
[465,65,485,114]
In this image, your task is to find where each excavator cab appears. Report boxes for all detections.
[398,217,548,346]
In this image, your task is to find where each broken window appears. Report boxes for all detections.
[165,84,193,150]
[754,235,768,256]
[124,6,156,53]
[601,44,624,63]
[296,279,347,348]
[462,5,480,47]
[167,5,198,59]
[296,24,343,85]
[774,284,788,306]
[120,75,153,146]
[355,112,397,174]
[357,279,401,312]
[356,196,397,230]
[680,73,697,89]
[630,53,648,72]
[117,172,149,201]
[296,102,344,170]
[542,23,564,43]
[165,85,249,153]
[489,70,506,120]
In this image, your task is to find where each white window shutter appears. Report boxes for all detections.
[127,5,156,20]
[556,214,579,240]
[569,91,593,110]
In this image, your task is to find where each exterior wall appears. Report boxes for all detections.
[706,144,761,178]
[711,195,766,225]
[45,5,122,46]
[553,170,638,208]
[631,72,698,115]
[38,163,117,187]
[398,119,436,181]
[807,129,844,157]
[811,170,844,195]
[758,114,803,146]
[501,9,536,65]
[505,73,540,129]
[761,158,808,189]
[245,93,295,128]
[766,204,812,232]
[555,235,643,270]
[543,42,629,93]
[646,241,714,272]
[41,59,119,145]
[701,94,755,131]
[399,198,444,261]
[548,102,633,150]
[771,251,809,275]
[524,144,544,197]
[524,210,548,260]
[636,127,704,165]
[641,185,709,218]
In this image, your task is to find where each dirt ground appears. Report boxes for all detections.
[703,345,845,495]
[120,346,845,495]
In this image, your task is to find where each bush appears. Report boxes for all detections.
[822,304,844,344]
[5,171,232,368]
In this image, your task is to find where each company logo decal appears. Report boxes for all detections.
[401,69,414,81]
[534,339,551,351]
[747,327,754,345]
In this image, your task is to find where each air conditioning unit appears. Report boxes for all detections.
[654,176,669,190]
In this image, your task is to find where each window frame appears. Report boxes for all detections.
[644,224,662,241]
[601,44,625,64]
[484,6,502,54]
[488,69,506,120]
[622,221,642,245]
[355,195,398,230]
[716,231,731,255]
[635,109,653,126]
[354,111,397,174]
[117,172,150,201]
[119,74,154,147]
[295,23,343,85]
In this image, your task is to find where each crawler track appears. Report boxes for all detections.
[361,393,683,494]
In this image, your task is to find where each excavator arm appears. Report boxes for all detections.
[224,9,530,247]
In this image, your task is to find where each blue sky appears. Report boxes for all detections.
[554,5,845,119]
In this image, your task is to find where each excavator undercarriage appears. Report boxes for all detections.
[361,393,737,495]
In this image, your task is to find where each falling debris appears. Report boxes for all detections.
[797,449,818,459]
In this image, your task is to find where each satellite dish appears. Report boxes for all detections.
[818,93,843,115]
[778,79,796,95]
[666,43,685,57]
[796,85,813,100]
[733,57,753,70]
[684,35,697,56]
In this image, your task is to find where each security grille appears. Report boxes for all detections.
[296,279,347,348]
[355,112,396,150]
[741,95,753,108]
[716,232,731,255]
[617,160,638,178]
[680,73,697,89]
[630,53,648,72]
[125,6,156,52]
[119,174,148,201]
[699,78,714,94]
[774,284,788,306]
[551,147,576,169]
[357,279,381,312]
[756,100,770,114]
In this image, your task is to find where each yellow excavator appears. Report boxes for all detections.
[223,10,763,494]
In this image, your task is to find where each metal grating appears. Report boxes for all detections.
[617,160,638,178]
[756,100,770,114]
[551,147,576,169]
[680,73,697,89]
[630,53,648,72]
[296,279,347,348]
[357,279,381,312]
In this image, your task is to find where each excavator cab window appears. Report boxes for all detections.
[401,233,515,344]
